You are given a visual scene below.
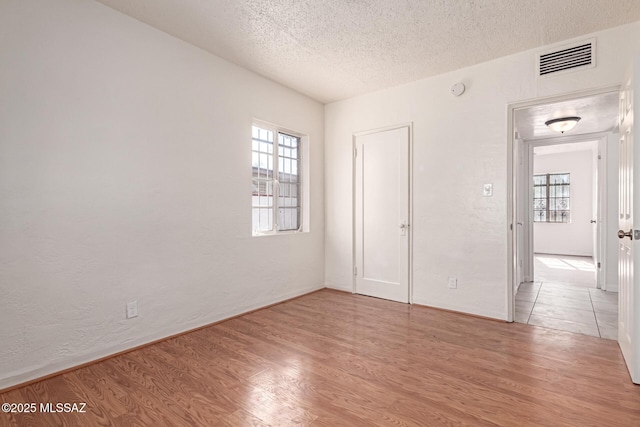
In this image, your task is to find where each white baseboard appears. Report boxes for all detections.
[0,285,325,391]
[325,283,353,293]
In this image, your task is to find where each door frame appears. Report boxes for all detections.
[522,133,609,287]
[507,86,619,322]
[352,122,414,303]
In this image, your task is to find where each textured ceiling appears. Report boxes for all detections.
[95,0,640,103]
[514,92,619,140]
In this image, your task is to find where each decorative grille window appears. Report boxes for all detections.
[533,173,570,223]
[252,124,301,234]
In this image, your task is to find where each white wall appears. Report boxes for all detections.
[325,22,640,320]
[0,0,324,389]
[533,150,594,256]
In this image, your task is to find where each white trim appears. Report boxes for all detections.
[353,122,414,137]
[0,284,325,390]
[352,134,357,295]
[251,120,307,236]
[597,137,609,290]
[525,134,608,287]
[525,143,534,282]
[352,122,414,303]
[524,131,612,145]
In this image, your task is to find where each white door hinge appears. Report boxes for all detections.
[354,266,357,276]
[353,147,357,158]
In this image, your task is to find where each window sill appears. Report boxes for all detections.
[252,230,308,237]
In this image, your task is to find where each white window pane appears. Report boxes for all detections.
[252,208,260,231]
[260,208,272,231]
[260,153,268,169]
[254,125,303,235]
[278,208,299,231]
[278,209,286,231]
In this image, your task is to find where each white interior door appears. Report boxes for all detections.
[354,126,410,303]
[514,137,533,289]
[595,139,606,289]
[515,137,526,288]
[593,145,601,287]
[618,59,639,384]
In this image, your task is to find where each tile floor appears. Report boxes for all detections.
[515,254,618,339]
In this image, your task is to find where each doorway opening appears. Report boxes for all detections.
[508,88,620,339]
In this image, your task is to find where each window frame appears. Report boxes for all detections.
[533,172,571,223]
[251,121,304,236]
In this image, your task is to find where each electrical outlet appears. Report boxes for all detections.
[126,301,138,319]
[448,277,457,289]
[483,183,493,197]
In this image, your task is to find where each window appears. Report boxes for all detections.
[533,173,570,223]
[252,124,302,234]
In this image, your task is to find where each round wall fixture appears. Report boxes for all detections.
[451,82,465,96]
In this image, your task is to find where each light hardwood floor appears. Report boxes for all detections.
[1,289,639,426]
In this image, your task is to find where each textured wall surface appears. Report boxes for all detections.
[0,0,324,389]
[325,22,640,319]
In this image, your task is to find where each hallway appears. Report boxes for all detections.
[515,254,618,339]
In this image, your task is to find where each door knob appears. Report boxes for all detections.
[618,229,633,240]
[590,220,596,224]
[399,223,409,236]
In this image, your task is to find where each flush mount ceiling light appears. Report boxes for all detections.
[544,116,581,133]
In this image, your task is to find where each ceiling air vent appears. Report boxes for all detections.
[537,38,596,78]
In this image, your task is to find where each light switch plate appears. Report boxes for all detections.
[483,183,493,197]
[126,301,138,319]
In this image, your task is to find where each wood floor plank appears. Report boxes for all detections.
[2,290,640,426]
